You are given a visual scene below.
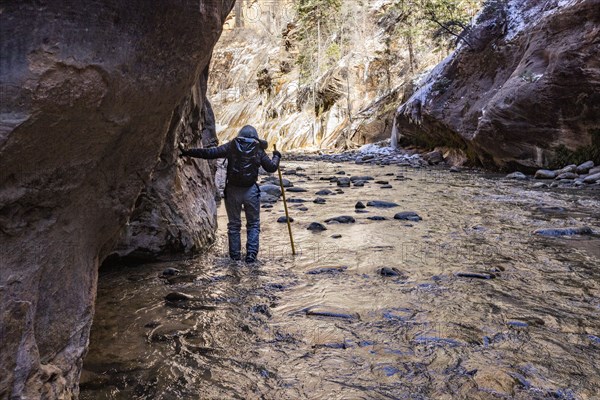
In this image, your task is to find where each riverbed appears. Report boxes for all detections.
[80,160,600,399]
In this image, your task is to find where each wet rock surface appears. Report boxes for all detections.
[0,1,234,397]
[395,0,600,169]
[81,160,600,399]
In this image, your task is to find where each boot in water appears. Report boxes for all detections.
[245,253,257,263]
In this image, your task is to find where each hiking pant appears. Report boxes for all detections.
[224,184,260,258]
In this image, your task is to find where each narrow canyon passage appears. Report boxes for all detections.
[81,160,600,399]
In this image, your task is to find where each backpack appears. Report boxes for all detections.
[227,137,261,187]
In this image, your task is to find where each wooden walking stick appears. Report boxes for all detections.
[274,144,296,255]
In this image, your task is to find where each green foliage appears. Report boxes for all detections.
[549,130,600,168]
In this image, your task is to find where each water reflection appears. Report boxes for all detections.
[81,162,600,399]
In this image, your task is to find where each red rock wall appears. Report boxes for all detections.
[0,1,234,397]
[395,0,600,170]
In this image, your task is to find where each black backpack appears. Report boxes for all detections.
[227,137,261,187]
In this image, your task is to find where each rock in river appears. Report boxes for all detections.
[355,201,366,209]
[313,197,326,204]
[367,200,399,208]
[306,266,347,275]
[325,216,356,224]
[534,169,556,179]
[305,306,360,320]
[277,216,294,223]
[367,216,387,221]
[337,177,351,187]
[260,184,282,197]
[576,160,594,174]
[379,267,407,278]
[456,272,495,280]
[583,172,600,184]
[315,189,334,195]
[165,292,194,302]
[533,226,593,236]
[394,212,422,221]
[307,222,327,231]
[506,172,527,180]
[286,187,308,193]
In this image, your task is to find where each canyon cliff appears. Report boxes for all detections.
[395,0,600,170]
[0,1,234,398]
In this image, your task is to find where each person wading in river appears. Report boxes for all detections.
[180,125,281,263]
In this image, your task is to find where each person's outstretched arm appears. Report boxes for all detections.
[260,149,281,173]
[180,142,229,159]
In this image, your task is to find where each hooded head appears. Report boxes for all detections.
[237,125,267,149]
[238,125,259,139]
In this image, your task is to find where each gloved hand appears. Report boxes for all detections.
[178,143,188,157]
[273,150,282,159]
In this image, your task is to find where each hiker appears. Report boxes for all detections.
[180,125,281,263]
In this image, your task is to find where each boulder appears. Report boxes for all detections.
[394,0,600,169]
[583,172,600,184]
[576,160,594,174]
[555,172,578,180]
[506,172,527,180]
[534,169,556,179]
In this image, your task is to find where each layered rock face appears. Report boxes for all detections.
[395,0,600,170]
[0,1,233,398]
[209,0,423,150]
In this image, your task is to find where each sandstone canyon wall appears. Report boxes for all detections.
[209,0,457,150]
[0,1,234,398]
[395,0,600,170]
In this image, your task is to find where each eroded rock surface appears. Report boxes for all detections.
[0,1,234,397]
[395,0,600,170]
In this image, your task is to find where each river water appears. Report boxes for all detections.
[80,160,600,399]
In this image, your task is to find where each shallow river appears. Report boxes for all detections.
[81,161,600,399]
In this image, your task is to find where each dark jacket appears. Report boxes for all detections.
[184,139,280,186]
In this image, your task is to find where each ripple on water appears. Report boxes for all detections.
[81,161,600,399]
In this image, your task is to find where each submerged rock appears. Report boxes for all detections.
[367,200,399,208]
[379,267,407,278]
[456,272,495,280]
[394,212,422,221]
[533,227,593,236]
[331,234,342,239]
[315,189,334,195]
[307,222,327,231]
[277,216,294,223]
[306,266,347,274]
[161,267,180,277]
[167,274,197,284]
[305,306,360,320]
[350,176,374,182]
[313,197,327,204]
[286,187,308,193]
[325,216,356,224]
[165,292,195,302]
[367,216,387,221]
